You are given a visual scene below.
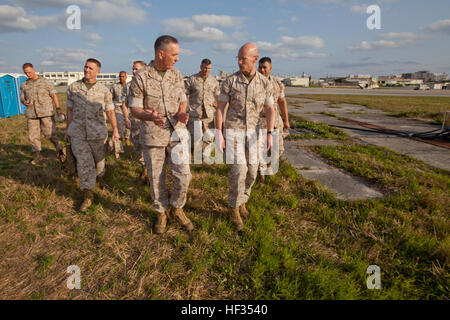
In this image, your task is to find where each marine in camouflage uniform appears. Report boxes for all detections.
[216,43,275,231]
[185,59,220,162]
[66,58,119,212]
[110,71,130,147]
[20,63,63,164]
[129,36,193,234]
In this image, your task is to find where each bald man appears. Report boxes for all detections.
[216,43,275,231]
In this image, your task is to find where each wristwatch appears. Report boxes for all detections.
[267,130,273,135]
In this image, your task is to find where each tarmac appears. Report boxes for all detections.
[282,95,449,201]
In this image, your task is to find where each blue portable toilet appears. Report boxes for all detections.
[15,75,28,115]
[0,75,20,119]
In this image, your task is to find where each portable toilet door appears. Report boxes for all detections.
[0,75,20,119]
[15,75,28,115]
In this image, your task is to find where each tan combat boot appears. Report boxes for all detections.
[31,152,42,165]
[154,211,167,234]
[80,189,94,212]
[230,207,243,231]
[239,203,249,219]
[172,208,194,231]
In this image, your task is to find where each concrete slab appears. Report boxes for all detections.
[284,141,385,201]
[286,98,450,171]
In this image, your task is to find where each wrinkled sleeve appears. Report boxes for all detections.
[120,83,128,103]
[278,79,285,99]
[264,80,274,107]
[214,79,220,97]
[218,77,231,103]
[47,81,57,96]
[66,85,73,109]
[177,71,187,103]
[185,77,191,96]
[20,83,25,102]
[129,72,145,109]
[104,88,115,112]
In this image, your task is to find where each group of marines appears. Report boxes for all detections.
[19,35,290,234]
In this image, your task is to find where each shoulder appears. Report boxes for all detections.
[68,80,82,91]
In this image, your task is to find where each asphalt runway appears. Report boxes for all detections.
[285,87,450,97]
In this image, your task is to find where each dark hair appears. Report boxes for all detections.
[133,60,146,67]
[201,58,212,65]
[259,57,272,65]
[86,58,101,69]
[119,71,127,75]
[22,62,34,70]
[154,35,178,52]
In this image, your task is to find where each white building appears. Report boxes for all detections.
[282,76,310,87]
[39,71,132,86]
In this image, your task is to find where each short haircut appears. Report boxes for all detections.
[22,62,34,70]
[133,60,146,67]
[259,57,272,65]
[119,71,127,75]
[201,58,212,66]
[85,58,101,69]
[154,35,178,52]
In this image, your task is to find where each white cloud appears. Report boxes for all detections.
[422,19,450,35]
[0,5,36,33]
[180,48,195,56]
[348,32,421,51]
[161,15,245,43]
[212,42,238,53]
[37,48,96,70]
[281,35,325,48]
[350,4,368,14]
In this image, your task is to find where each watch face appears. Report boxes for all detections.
[55,113,66,123]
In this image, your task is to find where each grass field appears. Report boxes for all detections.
[0,93,448,299]
[288,94,450,124]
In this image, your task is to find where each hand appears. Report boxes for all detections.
[56,108,63,116]
[24,101,31,107]
[176,111,189,124]
[112,129,120,142]
[267,132,273,151]
[65,133,71,143]
[217,130,226,153]
[150,108,165,127]
[283,120,290,130]
[125,118,131,129]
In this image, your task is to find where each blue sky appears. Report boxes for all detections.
[1,0,449,78]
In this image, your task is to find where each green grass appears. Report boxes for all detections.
[288,94,450,123]
[0,94,448,299]
[287,114,348,140]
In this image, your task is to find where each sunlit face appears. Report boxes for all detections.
[132,63,145,75]
[159,42,180,70]
[119,72,127,84]
[23,67,37,80]
[84,61,100,81]
[237,51,257,75]
[258,61,272,78]
[200,63,211,78]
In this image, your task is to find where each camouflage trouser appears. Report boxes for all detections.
[130,115,145,166]
[188,117,215,161]
[71,137,106,191]
[27,116,59,153]
[228,139,258,208]
[142,141,192,213]
[259,112,285,175]
[115,110,130,140]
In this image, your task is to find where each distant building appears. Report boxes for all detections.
[38,71,132,86]
[282,76,310,87]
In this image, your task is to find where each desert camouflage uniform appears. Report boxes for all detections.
[258,75,286,174]
[219,71,274,208]
[122,82,145,166]
[110,82,130,140]
[66,80,114,190]
[20,76,59,153]
[129,63,191,214]
[185,73,220,159]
